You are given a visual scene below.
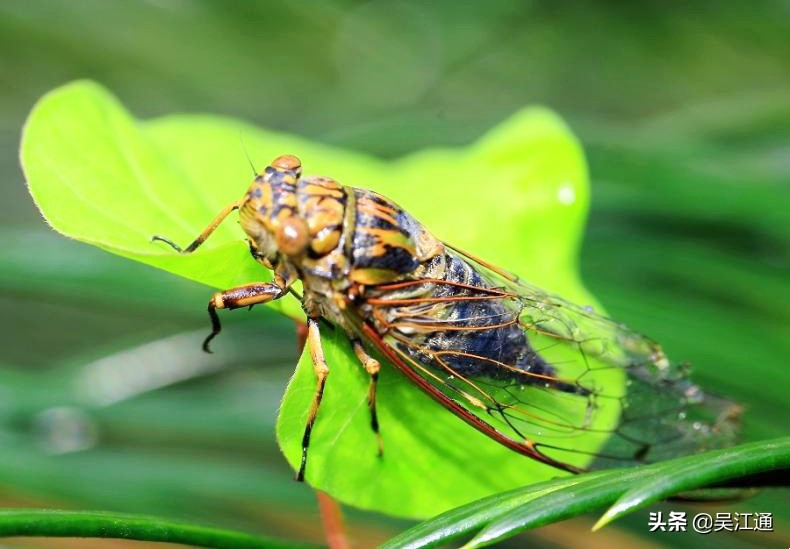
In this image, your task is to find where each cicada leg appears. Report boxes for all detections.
[352,339,383,457]
[298,317,330,482]
[152,200,242,253]
[203,281,287,352]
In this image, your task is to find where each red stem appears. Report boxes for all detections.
[316,490,350,549]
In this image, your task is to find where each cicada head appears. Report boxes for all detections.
[240,154,311,265]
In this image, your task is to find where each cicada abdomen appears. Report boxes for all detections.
[153,154,740,480]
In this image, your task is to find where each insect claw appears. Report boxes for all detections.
[150,234,184,253]
[203,302,222,353]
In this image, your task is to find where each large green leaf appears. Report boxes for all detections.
[23,80,595,518]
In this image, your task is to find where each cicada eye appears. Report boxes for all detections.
[276,215,309,256]
[271,154,302,177]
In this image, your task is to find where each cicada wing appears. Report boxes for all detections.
[358,321,587,472]
[357,247,740,471]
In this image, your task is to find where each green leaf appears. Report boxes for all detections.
[23,80,596,518]
[378,473,609,549]
[593,437,790,530]
[0,508,320,549]
[21,80,295,318]
[383,438,790,548]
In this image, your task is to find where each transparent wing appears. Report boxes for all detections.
[357,248,740,471]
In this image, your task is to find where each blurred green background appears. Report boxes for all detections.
[1,1,788,548]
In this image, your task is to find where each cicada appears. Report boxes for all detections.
[153,154,739,481]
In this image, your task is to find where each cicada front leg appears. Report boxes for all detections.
[203,280,288,352]
[352,339,383,457]
[151,200,242,254]
[150,199,292,351]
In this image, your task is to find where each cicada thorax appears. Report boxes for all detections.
[238,155,445,323]
[346,189,444,285]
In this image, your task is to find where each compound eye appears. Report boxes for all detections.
[271,154,302,177]
[276,216,309,256]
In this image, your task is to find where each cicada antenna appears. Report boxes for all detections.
[239,133,257,176]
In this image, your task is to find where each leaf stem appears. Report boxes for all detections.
[316,491,350,549]
[0,508,320,549]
